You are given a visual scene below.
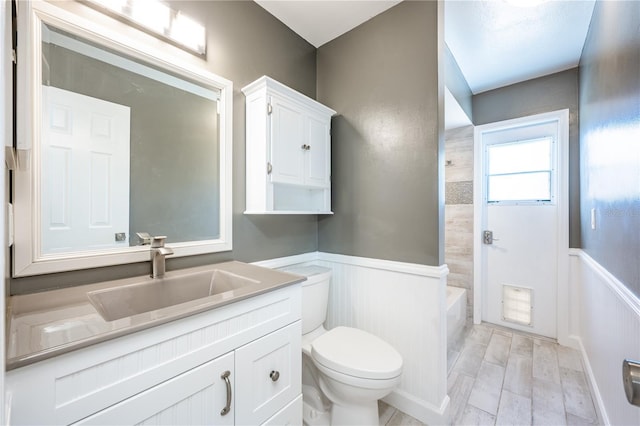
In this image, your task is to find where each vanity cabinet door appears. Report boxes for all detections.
[269,96,331,190]
[269,94,306,187]
[73,352,235,426]
[304,112,331,188]
[234,321,302,426]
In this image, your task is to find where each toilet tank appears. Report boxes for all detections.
[281,265,331,334]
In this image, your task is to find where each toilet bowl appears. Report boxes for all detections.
[283,265,403,426]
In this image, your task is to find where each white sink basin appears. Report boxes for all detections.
[87,269,260,321]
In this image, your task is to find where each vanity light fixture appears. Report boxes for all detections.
[83,0,206,56]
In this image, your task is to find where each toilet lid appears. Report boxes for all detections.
[311,327,402,380]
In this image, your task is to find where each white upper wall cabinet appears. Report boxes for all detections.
[243,76,336,214]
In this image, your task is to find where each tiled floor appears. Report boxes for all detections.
[378,323,600,425]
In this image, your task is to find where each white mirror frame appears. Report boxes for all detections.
[14,0,233,277]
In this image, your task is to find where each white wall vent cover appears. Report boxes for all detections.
[502,285,532,326]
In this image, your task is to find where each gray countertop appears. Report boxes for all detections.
[6,261,305,370]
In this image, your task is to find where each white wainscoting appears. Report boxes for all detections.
[569,249,640,426]
[254,252,450,425]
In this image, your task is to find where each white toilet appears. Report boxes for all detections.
[284,265,403,426]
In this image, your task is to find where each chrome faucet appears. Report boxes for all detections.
[150,236,173,278]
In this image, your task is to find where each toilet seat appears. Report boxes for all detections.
[310,326,402,380]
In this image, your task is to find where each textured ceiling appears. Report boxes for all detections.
[255,0,596,95]
[254,0,402,47]
[445,0,596,94]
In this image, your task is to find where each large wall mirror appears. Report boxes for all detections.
[14,1,233,277]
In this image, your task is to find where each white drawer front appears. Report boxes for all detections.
[235,321,302,426]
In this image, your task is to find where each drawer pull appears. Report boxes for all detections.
[220,370,232,416]
[270,370,280,382]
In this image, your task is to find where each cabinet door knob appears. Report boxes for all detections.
[220,370,232,416]
[270,370,280,382]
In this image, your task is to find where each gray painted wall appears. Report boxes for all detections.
[579,0,640,296]
[445,45,472,120]
[473,69,581,248]
[12,1,318,294]
[316,1,443,266]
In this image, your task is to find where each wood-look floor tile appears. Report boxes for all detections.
[503,355,532,398]
[454,342,488,377]
[378,400,397,426]
[485,332,512,367]
[386,410,426,426]
[449,372,476,424]
[560,367,597,421]
[510,334,534,359]
[443,324,600,426]
[532,377,565,415]
[557,345,584,372]
[467,324,494,345]
[468,361,506,415]
[496,389,532,426]
[566,413,599,425]
[533,406,567,425]
[456,404,497,426]
[533,339,561,384]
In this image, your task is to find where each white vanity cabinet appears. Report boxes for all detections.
[6,285,302,426]
[243,76,336,214]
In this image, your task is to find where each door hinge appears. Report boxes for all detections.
[5,146,17,170]
[267,103,273,115]
[11,49,16,64]
[7,202,14,247]
[267,162,272,174]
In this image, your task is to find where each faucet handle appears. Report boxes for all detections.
[151,236,168,248]
[136,232,152,245]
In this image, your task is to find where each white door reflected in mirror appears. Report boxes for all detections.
[42,86,131,254]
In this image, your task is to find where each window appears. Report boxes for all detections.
[486,137,553,203]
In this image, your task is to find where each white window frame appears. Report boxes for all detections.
[485,136,556,205]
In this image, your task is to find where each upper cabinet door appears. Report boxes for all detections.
[269,95,306,186]
[305,113,331,188]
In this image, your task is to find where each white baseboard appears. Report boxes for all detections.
[384,389,450,426]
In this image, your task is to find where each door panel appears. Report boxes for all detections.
[270,95,305,185]
[485,205,557,337]
[481,119,560,338]
[305,114,330,188]
[41,86,130,254]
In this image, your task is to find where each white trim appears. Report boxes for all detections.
[13,0,233,276]
[43,28,218,101]
[574,331,610,425]
[251,252,319,269]
[317,252,449,278]
[384,390,449,426]
[473,110,570,343]
[251,251,450,279]
[575,250,640,317]
[1,0,10,423]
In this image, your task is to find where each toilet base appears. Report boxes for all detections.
[302,400,331,426]
[330,400,379,426]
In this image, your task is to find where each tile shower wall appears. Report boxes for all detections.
[445,125,474,319]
